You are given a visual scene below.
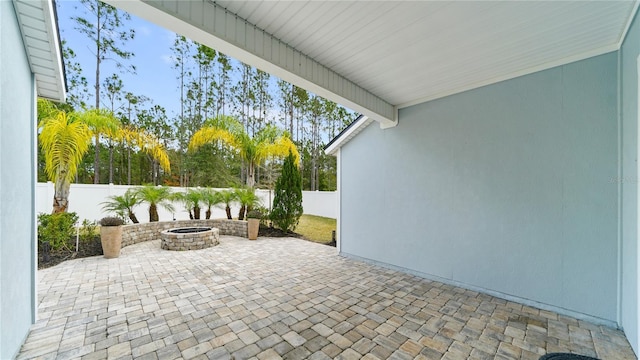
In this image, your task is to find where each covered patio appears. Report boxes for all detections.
[18,237,635,359]
[4,0,640,358]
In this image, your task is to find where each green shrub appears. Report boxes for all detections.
[253,205,271,226]
[271,151,303,232]
[38,212,78,251]
[79,219,98,242]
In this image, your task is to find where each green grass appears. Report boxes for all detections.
[295,214,336,243]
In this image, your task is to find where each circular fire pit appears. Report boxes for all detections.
[161,227,219,251]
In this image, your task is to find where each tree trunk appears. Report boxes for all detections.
[149,203,159,222]
[289,84,294,136]
[310,114,319,191]
[247,162,255,188]
[238,205,246,221]
[194,206,200,220]
[311,157,316,190]
[225,205,232,220]
[240,162,245,186]
[94,135,100,184]
[94,14,101,184]
[109,143,114,184]
[152,160,158,185]
[52,177,70,213]
[206,208,212,219]
[128,211,139,224]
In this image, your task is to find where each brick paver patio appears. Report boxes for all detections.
[18,236,636,360]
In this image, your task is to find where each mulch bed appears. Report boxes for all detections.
[258,224,302,238]
[38,236,103,269]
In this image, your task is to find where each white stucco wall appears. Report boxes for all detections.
[0,1,38,358]
[621,7,640,354]
[339,52,620,325]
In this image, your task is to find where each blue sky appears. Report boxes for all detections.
[56,1,225,118]
[55,1,354,138]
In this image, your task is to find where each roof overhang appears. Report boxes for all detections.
[13,0,66,103]
[102,1,639,153]
[324,115,373,156]
[103,0,397,128]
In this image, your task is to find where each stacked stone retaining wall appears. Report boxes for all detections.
[121,219,247,248]
[161,227,219,251]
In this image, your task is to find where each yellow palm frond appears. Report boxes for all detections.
[138,132,171,172]
[190,116,300,187]
[37,98,60,124]
[39,111,93,183]
[117,126,142,144]
[257,135,300,166]
[189,126,239,152]
[83,108,120,136]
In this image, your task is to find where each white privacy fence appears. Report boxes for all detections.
[36,183,337,222]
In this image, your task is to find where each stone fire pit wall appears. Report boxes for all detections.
[161,227,219,251]
[121,219,247,248]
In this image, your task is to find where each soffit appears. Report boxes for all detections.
[13,0,66,103]
[216,0,636,107]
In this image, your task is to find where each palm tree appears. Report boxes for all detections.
[218,189,237,220]
[189,115,299,188]
[200,188,222,219]
[38,101,105,213]
[82,107,121,184]
[174,188,204,219]
[38,99,171,213]
[101,188,141,223]
[135,185,175,222]
[235,187,261,220]
[117,126,171,179]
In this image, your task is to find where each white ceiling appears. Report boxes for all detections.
[216,0,636,108]
[13,0,66,102]
[107,0,637,126]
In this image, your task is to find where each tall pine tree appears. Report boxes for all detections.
[271,150,303,232]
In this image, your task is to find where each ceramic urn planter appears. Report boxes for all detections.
[99,217,124,258]
[246,210,262,240]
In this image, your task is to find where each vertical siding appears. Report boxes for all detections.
[340,52,619,323]
[0,1,37,358]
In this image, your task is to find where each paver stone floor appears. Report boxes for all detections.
[17,236,637,360]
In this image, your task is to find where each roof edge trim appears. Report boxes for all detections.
[617,0,640,49]
[42,0,66,102]
[324,115,374,156]
[13,0,67,102]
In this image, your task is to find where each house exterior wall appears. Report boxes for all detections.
[621,8,640,354]
[0,1,38,358]
[340,52,619,324]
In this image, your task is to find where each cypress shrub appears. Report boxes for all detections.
[271,150,303,232]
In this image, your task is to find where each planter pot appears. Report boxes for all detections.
[101,226,122,258]
[247,219,260,240]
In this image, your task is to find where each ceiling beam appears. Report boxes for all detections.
[103,0,397,128]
